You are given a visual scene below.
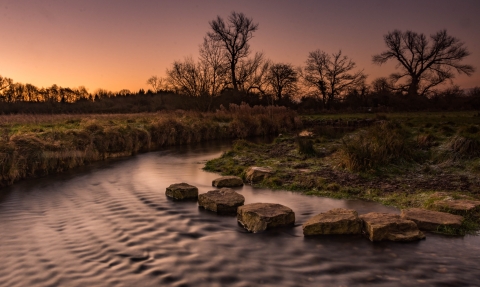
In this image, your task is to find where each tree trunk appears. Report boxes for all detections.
[408,76,419,97]
[277,86,283,103]
[231,62,238,91]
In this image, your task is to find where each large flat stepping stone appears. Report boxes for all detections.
[212,176,244,188]
[237,203,295,233]
[302,208,362,236]
[245,166,273,183]
[165,183,198,200]
[198,188,245,215]
[433,200,480,214]
[401,208,463,231]
[359,212,425,242]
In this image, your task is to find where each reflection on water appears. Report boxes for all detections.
[0,140,479,286]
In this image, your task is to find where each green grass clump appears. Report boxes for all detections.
[447,135,480,159]
[296,136,316,156]
[338,121,414,171]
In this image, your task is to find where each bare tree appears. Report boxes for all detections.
[199,36,228,97]
[207,11,259,91]
[235,52,270,94]
[0,76,13,101]
[371,77,390,95]
[118,89,131,96]
[146,76,166,93]
[167,56,227,111]
[266,63,298,103]
[373,29,475,97]
[303,50,366,109]
[167,57,206,98]
[24,84,38,102]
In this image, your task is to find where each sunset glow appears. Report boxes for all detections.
[1,0,479,92]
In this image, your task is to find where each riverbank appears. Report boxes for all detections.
[204,111,480,234]
[0,104,301,188]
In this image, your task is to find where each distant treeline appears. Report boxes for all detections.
[1,75,479,114]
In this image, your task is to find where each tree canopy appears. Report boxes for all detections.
[372,29,475,97]
[207,12,259,91]
[303,50,366,109]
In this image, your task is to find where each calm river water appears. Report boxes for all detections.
[1,141,480,287]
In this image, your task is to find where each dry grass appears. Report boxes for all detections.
[447,135,480,159]
[0,104,301,187]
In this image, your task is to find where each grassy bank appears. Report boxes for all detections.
[205,111,480,235]
[0,104,301,188]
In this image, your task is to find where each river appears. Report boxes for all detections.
[0,141,479,286]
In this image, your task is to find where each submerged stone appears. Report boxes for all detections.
[302,208,362,236]
[245,166,274,183]
[165,183,198,200]
[237,203,295,233]
[401,208,463,232]
[198,188,245,214]
[359,212,425,242]
[212,176,244,188]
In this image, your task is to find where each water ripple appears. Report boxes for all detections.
[1,142,480,286]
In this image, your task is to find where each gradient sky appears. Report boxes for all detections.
[1,0,479,93]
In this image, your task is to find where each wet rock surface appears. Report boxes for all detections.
[198,188,245,214]
[360,212,425,242]
[303,208,362,236]
[212,176,244,188]
[165,183,198,200]
[401,208,463,231]
[237,203,295,233]
[245,166,273,183]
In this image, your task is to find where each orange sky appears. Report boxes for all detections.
[1,0,479,93]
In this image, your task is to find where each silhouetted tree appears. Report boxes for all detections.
[146,76,166,93]
[118,89,131,96]
[266,63,298,103]
[303,50,366,109]
[373,29,475,97]
[235,52,270,94]
[0,76,13,92]
[24,84,38,102]
[371,77,391,95]
[207,11,259,91]
[199,36,229,97]
[167,57,205,98]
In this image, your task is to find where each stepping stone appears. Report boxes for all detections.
[165,183,198,200]
[237,203,295,233]
[245,166,273,183]
[212,176,243,188]
[359,212,425,242]
[401,208,463,231]
[198,188,245,215]
[302,208,362,236]
[433,200,480,214]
